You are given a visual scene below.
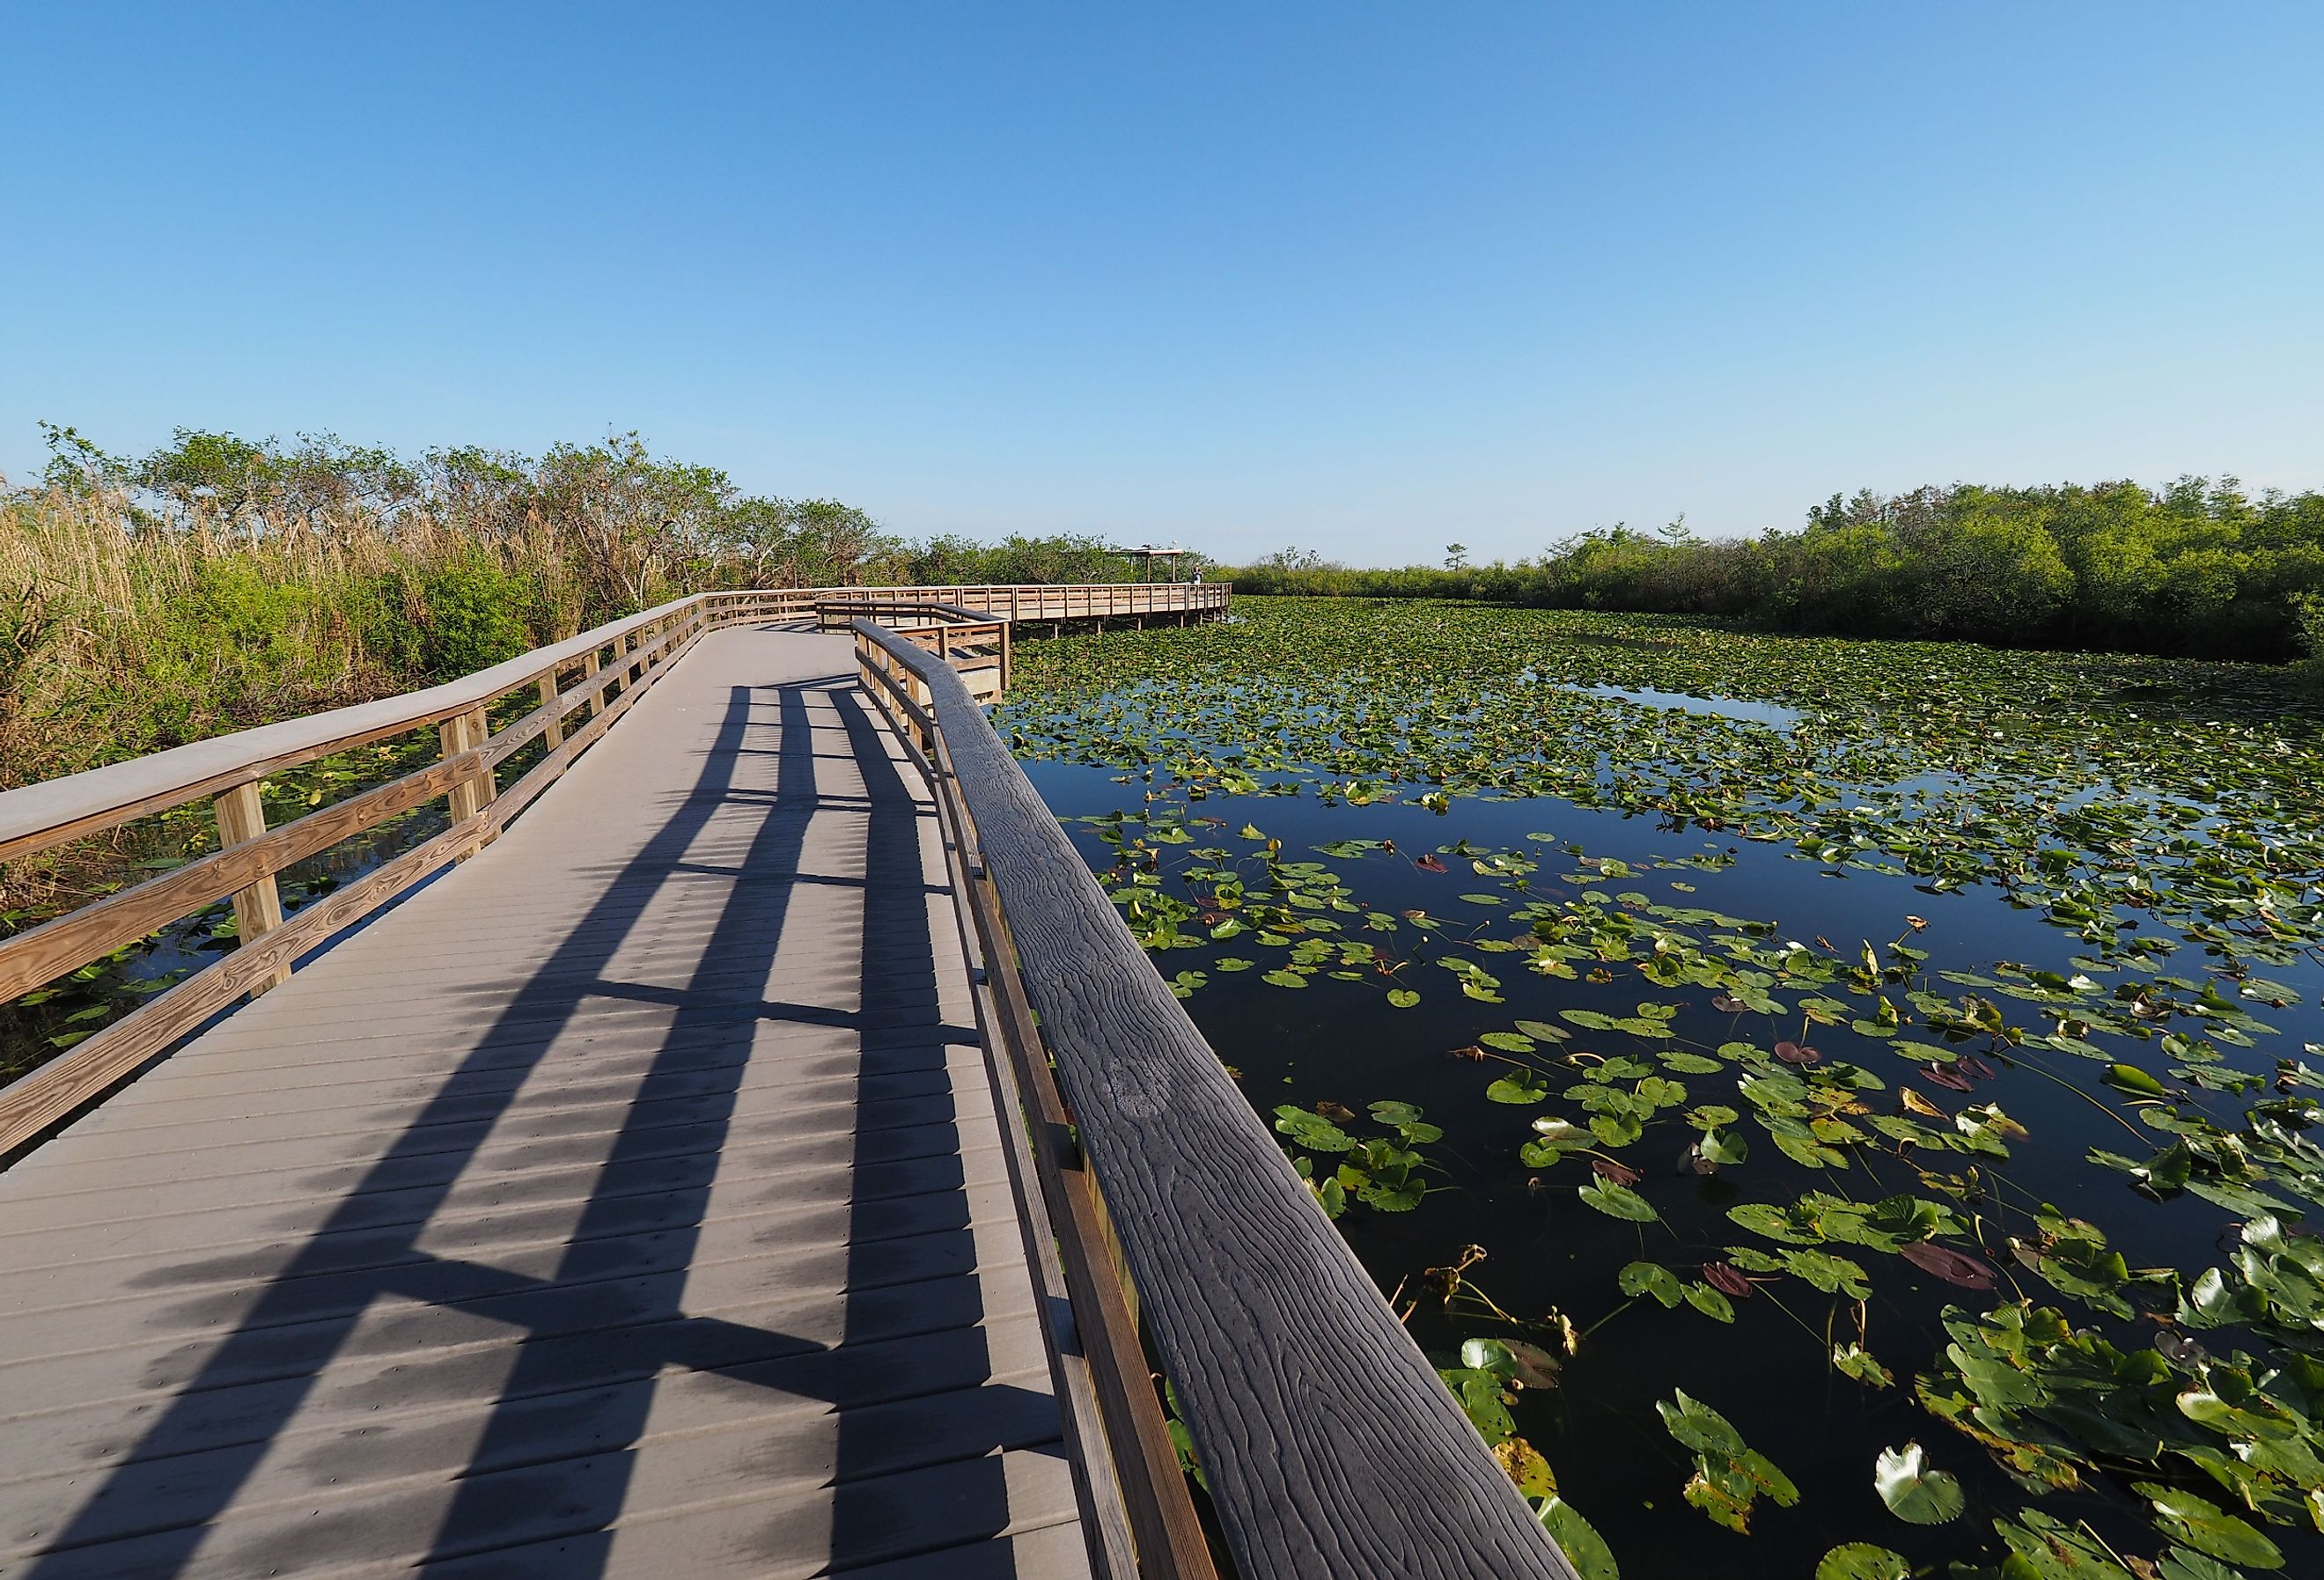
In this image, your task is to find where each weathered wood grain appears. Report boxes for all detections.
[209,783,289,995]
[0,627,1096,1580]
[857,621,1576,1580]
[0,755,476,1003]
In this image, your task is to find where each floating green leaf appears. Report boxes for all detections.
[1617,1261,1681,1308]
[2135,1484,2284,1569]
[1873,1442,1964,1525]
[1814,1545,1909,1580]
[1578,1179,1658,1222]
[1487,1068,1552,1105]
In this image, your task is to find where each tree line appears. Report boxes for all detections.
[0,424,1170,784]
[1219,477,2324,665]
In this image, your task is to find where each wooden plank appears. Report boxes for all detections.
[536,672,563,749]
[0,1162,1032,1320]
[210,782,290,995]
[0,808,495,1157]
[0,754,476,1003]
[0,626,1097,1580]
[857,623,1572,1580]
[0,1238,1022,1435]
[438,709,492,849]
[0,593,707,863]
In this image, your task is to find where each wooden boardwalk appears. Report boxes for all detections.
[0,584,1579,1580]
[0,628,1095,1577]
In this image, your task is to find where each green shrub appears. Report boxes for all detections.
[1216,478,2324,662]
[414,557,535,679]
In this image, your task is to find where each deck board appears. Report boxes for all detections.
[0,628,1092,1579]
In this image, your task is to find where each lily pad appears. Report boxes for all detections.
[2135,1484,2284,1569]
[1578,1179,1658,1222]
[1873,1442,1964,1525]
[1814,1546,1909,1580]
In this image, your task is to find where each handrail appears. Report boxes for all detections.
[820,600,1012,691]
[852,617,1577,1580]
[0,582,1225,1155]
[0,583,1224,865]
[0,598,717,1153]
[0,591,708,865]
[813,599,988,627]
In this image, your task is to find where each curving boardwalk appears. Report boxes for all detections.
[0,628,1094,1577]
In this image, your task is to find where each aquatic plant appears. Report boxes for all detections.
[1008,597,2324,1577]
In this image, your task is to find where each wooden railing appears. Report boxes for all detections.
[0,581,1227,1158]
[852,618,1578,1580]
[0,575,1583,1580]
[813,599,1012,697]
[812,581,1230,627]
[0,591,751,1154]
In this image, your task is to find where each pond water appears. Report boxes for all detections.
[8,599,2320,1576]
[1525,671,1806,730]
[1003,598,2324,1580]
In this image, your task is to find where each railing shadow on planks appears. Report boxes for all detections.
[0,578,1578,1580]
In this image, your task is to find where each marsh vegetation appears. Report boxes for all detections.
[0,424,1168,1075]
[1004,596,2324,1579]
[1223,478,2324,665]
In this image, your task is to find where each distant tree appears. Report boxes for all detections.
[1261,546,1329,571]
[1445,542,1469,570]
[36,422,122,491]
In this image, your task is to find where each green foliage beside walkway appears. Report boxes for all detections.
[0,424,1166,788]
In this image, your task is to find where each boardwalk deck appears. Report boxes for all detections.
[0,628,1094,1577]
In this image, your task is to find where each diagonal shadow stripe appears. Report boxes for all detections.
[420,680,829,1566]
[22,662,1041,1578]
[21,684,770,1575]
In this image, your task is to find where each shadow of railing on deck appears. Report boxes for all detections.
[26,672,1056,1576]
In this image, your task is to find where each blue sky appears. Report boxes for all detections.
[3,3,2318,562]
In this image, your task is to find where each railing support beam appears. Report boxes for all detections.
[438,707,494,852]
[537,672,563,750]
[213,780,290,995]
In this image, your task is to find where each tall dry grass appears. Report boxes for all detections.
[0,485,595,784]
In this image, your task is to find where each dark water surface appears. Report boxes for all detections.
[1011,632,2324,1580]
[11,605,2320,1576]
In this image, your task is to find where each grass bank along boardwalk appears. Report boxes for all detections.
[0,585,1576,1580]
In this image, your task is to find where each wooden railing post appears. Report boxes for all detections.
[213,780,290,994]
[583,650,603,718]
[537,672,563,750]
[439,706,494,844]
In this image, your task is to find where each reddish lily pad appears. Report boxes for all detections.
[1898,1242,1997,1289]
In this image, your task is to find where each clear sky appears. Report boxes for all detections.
[3,3,2318,563]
